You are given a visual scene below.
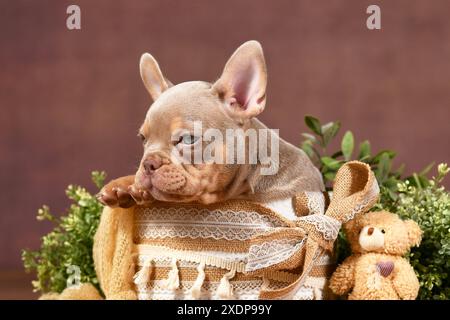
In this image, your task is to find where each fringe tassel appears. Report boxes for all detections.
[190,262,206,299]
[216,268,236,299]
[133,259,152,285]
[261,276,270,290]
[163,257,180,290]
[313,287,323,300]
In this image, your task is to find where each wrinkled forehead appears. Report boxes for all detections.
[144,81,230,129]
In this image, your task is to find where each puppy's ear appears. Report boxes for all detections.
[213,41,267,121]
[140,53,171,101]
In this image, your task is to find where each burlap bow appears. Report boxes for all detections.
[245,161,380,299]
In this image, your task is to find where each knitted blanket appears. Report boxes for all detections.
[93,161,379,300]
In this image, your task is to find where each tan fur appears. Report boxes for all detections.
[329,211,422,300]
[98,40,323,207]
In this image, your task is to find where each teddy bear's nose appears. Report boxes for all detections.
[367,227,374,236]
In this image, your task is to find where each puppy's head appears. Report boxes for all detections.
[134,41,268,203]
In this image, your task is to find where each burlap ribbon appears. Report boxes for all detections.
[245,161,380,299]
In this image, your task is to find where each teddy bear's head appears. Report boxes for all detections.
[344,211,422,255]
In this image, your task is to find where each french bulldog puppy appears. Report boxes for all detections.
[97,41,324,208]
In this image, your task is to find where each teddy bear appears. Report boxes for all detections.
[329,211,422,300]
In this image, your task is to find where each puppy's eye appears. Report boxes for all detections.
[138,133,146,144]
[178,134,199,145]
[381,229,386,234]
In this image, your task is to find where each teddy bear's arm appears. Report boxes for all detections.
[391,258,420,300]
[329,255,357,296]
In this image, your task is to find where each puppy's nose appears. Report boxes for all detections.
[367,227,374,236]
[143,156,162,175]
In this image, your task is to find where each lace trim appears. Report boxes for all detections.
[136,245,247,273]
[292,287,314,300]
[262,198,297,220]
[305,191,326,215]
[303,276,327,289]
[246,238,306,272]
[135,207,285,241]
[314,253,334,266]
[137,252,248,268]
[343,181,380,223]
[136,245,299,284]
[298,214,342,241]
[136,280,264,300]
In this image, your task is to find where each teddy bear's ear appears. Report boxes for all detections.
[343,219,356,234]
[343,218,361,241]
[404,219,422,247]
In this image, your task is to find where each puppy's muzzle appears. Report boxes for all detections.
[143,156,162,175]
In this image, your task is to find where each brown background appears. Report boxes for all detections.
[0,0,449,285]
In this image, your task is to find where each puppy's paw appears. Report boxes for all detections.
[97,175,136,208]
[128,184,154,206]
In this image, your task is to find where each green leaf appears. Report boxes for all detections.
[383,176,399,189]
[322,121,341,147]
[321,156,342,170]
[420,162,435,177]
[324,171,336,182]
[375,153,391,183]
[341,131,354,161]
[359,155,371,163]
[301,140,315,159]
[91,171,107,189]
[304,116,322,136]
[301,140,320,165]
[301,133,318,143]
[358,140,371,160]
[372,150,396,163]
[411,173,430,189]
[387,188,398,201]
[394,163,406,178]
[331,150,343,159]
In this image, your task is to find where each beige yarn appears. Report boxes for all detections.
[93,207,137,299]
